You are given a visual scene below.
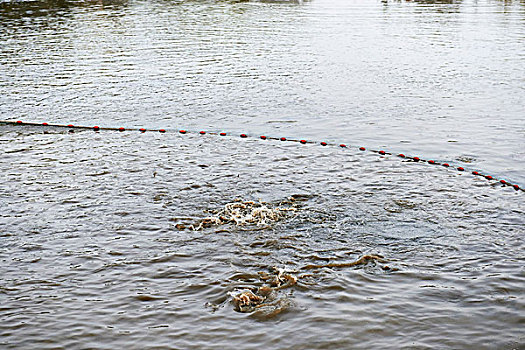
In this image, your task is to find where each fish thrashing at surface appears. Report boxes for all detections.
[188,198,300,231]
[229,267,299,314]
[228,255,392,316]
[185,198,396,316]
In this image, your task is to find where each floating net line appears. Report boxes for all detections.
[1,119,522,193]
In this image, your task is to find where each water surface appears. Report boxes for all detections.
[1,0,524,349]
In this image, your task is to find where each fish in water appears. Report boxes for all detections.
[232,289,266,313]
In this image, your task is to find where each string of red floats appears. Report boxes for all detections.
[3,120,522,192]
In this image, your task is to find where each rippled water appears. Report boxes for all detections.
[1,0,524,349]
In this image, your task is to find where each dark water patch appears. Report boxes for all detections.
[134,294,162,302]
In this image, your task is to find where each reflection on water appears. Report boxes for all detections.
[1,0,524,348]
[0,0,128,20]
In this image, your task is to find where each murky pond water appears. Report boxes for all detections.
[1,0,524,349]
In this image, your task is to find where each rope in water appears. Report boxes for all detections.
[2,120,522,193]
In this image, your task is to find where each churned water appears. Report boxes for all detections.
[1,0,524,349]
